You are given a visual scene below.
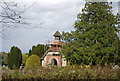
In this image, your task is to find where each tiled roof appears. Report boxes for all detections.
[41,47,61,60]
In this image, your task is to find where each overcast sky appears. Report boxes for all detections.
[1,0,119,53]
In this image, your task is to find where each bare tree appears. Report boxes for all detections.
[0,0,43,38]
[0,0,42,29]
[0,0,26,28]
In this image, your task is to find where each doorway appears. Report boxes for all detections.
[51,59,57,66]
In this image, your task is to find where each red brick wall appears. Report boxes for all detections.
[45,55,62,66]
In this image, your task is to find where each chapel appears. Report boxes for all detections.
[41,31,67,66]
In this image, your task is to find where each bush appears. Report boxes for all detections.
[24,54,40,70]
[22,54,28,66]
[2,65,120,80]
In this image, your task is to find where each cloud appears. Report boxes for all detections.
[2,1,84,53]
[2,1,119,53]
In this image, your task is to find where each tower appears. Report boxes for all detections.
[41,31,67,67]
[53,31,61,43]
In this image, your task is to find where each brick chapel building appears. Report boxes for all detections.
[41,31,67,67]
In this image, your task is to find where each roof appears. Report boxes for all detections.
[47,41,63,45]
[41,48,61,60]
[53,31,61,37]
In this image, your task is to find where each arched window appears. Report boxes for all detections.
[51,59,57,66]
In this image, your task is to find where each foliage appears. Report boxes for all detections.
[0,52,2,66]
[28,44,49,58]
[1,52,8,66]
[118,39,120,66]
[62,2,119,65]
[8,46,22,69]
[24,55,40,70]
[22,54,28,66]
[2,65,120,80]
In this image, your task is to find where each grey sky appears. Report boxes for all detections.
[1,1,119,53]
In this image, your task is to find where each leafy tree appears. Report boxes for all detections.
[8,46,22,69]
[62,2,119,65]
[28,44,49,58]
[24,54,40,70]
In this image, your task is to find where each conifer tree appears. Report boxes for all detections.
[8,46,22,69]
[62,2,119,65]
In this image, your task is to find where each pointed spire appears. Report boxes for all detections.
[53,31,61,37]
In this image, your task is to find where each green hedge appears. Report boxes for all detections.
[24,54,40,70]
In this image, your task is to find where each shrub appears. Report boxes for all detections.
[22,54,28,66]
[24,55,40,70]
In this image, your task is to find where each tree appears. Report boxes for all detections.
[8,46,22,69]
[62,2,119,65]
[0,0,43,38]
[24,54,40,70]
[0,0,28,28]
[28,49,32,57]
[0,52,8,66]
[28,44,49,58]
[117,39,120,65]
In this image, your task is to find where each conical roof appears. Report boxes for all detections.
[53,31,61,36]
